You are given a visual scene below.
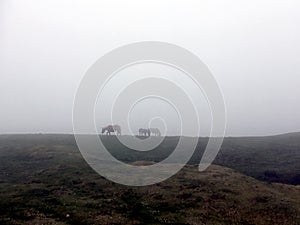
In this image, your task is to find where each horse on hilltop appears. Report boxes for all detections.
[139,128,150,136]
[149,128,161,136]
[102,125,121,135]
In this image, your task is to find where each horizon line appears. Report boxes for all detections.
[0,131,299,138]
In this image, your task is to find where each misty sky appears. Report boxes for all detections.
[0,0,300,136]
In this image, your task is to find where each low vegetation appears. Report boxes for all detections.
[0,134,299,224]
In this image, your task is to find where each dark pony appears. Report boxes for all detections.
[101,125,121,135]
[139,128,150,136]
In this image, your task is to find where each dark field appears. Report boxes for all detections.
[0,134,299,224]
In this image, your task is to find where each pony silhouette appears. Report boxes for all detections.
[102,125,121,135]
[139,128,150,136]
[149,128,161,136]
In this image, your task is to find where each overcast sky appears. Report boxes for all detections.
[0,0,300,136]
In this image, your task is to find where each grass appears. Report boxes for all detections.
[0,134,299,224]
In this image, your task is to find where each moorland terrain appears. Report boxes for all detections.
[0,133,299,224]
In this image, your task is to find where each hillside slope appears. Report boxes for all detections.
[0,138,299,224]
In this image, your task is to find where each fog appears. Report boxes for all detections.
[0,0,300,136]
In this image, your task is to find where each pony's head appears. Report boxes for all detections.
[101,127,105,134]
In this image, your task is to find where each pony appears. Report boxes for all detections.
[149,128,161,136]
[139,128,150,136]
[101,125,121,135]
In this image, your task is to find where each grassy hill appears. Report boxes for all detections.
[0,134,299,224]
[0,133,299,185]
